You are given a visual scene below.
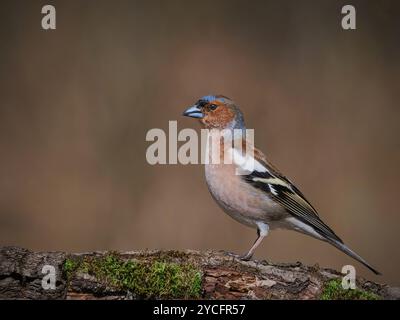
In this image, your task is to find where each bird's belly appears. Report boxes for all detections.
[205,164,284,228]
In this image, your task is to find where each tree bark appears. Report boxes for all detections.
[0,246,398,300]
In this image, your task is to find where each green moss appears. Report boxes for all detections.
[63,257,79,280]
[320,279,380,300]
[63,253,202,299]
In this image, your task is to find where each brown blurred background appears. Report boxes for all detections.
[0,0,399,285]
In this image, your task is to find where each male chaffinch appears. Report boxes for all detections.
[183,94,380,275]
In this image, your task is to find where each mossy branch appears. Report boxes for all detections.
[0,246,398,300]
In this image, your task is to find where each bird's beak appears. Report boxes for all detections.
[182,104,204,119]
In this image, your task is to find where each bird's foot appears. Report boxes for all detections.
[224,251,269,264]
[239,253,253,261]
[224,251,241,258]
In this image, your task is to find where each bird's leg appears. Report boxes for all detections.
[240,223,269,261]
[240,233,264,260]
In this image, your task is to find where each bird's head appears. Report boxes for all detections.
[183,95,245,129]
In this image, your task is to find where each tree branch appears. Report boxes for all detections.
[0,246,398,300]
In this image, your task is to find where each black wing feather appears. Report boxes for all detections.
[243,169,343,243]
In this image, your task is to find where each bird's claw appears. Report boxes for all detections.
[223,250,254,261]
[224,251,240,258]
[239,253,253,261]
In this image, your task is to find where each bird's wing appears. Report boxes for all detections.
[240,147,343,243]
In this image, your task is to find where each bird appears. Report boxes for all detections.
[182,94,380,275]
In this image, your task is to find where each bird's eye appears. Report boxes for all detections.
[209,104,218,110]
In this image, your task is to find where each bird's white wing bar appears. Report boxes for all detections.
[230,148,267,174]
[242,166,343,243]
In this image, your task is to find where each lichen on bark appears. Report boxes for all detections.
[0,246,398,300]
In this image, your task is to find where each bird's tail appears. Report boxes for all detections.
[325,238,381,275]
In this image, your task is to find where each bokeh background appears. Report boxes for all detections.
[0,0,399,285]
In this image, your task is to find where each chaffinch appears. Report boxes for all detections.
[183,94,380,275]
